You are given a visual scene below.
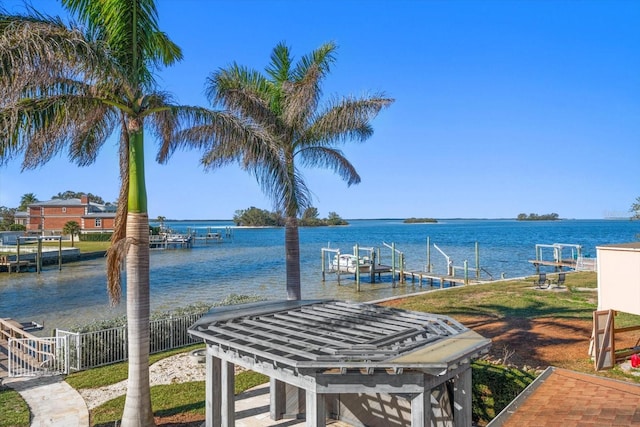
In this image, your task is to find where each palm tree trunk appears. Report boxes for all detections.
[121,212,154,427]
[121,125,155,427]
[285,216,301,300]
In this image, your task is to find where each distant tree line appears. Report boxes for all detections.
[233,206,347,227]
[404,217,438,224]
[517,213,560,221]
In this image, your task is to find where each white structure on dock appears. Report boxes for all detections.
[592,242,640,370]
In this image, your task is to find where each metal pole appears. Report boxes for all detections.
[336,250,341,285]
[426,237,431,272]
[37,237,42,274]
[391,243,396,287]
[464,260,469,285]
[475,242,479,279]
[58,237,62,271]
[321,249,325,282]
[355,244,360,292]
[370,249,375,284]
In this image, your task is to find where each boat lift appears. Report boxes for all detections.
[427,238,494,283]
[15,236,64,273]
[321,243,403,291]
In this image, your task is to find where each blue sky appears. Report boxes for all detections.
[0,0,638,220]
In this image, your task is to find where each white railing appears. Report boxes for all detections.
[57,312,205,372]
[8,336,69,377]
[576,256,597,271]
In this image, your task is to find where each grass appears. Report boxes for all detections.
[4,270,640,426]
[386,271,600,321]
[472,360,537,423]
[0,386,30,427]
[41,240,110,253]
[90,371,269,426]
[0,240,110,257]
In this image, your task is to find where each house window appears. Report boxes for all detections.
[95,219,102,227]
[62,207,66,213]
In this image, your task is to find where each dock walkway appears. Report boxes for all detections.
[402,271,483,287]
[0,255,32,273]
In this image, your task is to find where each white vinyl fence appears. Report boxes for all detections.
[57,312,205,372]
[8,336,69,377]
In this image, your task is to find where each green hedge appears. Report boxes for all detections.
[79,232,112,242]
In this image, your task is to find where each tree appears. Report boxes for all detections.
[172,42,393,300]
[0,2,246,425]
[18,193,38,211]
[326,211,348,226]
[299,207,321,226]
[0,206,16,230]
[62,220,81,247]
[155,215,166,228]
[233,206,281,226]
[630,197,640,220]
[52,190,105,204]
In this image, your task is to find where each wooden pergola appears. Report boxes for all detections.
[188,300,491,427]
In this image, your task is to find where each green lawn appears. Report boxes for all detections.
[42,240,110,252]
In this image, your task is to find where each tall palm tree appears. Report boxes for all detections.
[168,42,393,300]
[62,220,81,247]
[18,193,38,211]
[0,2,255,425]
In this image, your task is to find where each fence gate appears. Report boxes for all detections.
[8,336,69,377]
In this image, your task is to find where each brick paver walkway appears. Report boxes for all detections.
[491,367,640,426]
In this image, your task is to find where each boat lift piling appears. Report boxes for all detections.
[15,236,63,273]
[421,239,489,286]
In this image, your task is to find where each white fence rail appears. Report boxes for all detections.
[8,336,69,377]
[576,256,597,271]
[57,312,205,372]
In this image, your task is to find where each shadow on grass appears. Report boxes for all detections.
[472,360,537,425]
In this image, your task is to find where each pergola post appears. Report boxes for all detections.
[270,378,286,420]
[305,389,326,427]
[206,352,221,427]
[221,361,236,426]
[453,368,472,427]
[411,390,431,427]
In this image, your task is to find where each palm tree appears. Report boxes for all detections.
[169,42,393,300]
[62,220,81,247]
[18,193,38,211]
[0,2,256,425]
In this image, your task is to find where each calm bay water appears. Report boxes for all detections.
[1,219,637,331]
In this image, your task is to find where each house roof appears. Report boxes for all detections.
[597,242,640,251]
[488,367,640,426]
[29,198,117,213]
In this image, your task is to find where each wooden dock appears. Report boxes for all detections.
[0,256,33,273]
[402,271,482,287]
[528,259,577,271]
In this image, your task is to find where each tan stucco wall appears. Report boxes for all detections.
[597,243,640,315]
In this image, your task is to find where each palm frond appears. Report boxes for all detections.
[158,105,273,165]
[206,64,278,129]
[0,13,109,95]
[303,94,394,147]
[265,42,292,83]
[62,0,182,89]
[106,116,130,306]
[298,146,361,186]
[282,41,337,129]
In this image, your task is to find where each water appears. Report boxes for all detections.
[1,219,637,331]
